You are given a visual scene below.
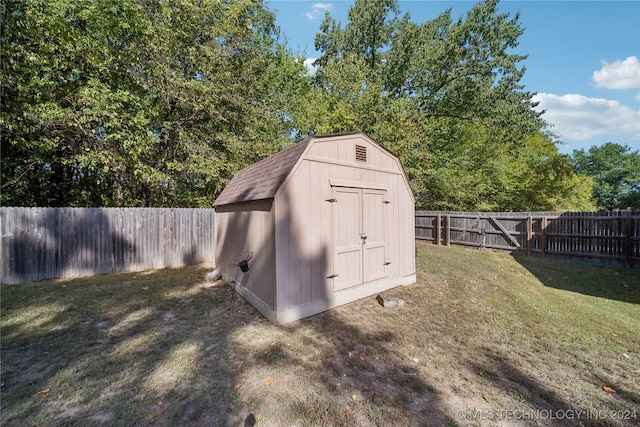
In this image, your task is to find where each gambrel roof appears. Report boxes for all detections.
[214,132,412,207]
[214,137,312,206]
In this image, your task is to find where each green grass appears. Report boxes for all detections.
[1,244,639,426]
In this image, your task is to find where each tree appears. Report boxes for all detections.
[572,143,640,210]
[1,0,152,206]
[1,0,309,207]
[307,0,590,211]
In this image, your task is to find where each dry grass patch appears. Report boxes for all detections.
[2,245,639,426]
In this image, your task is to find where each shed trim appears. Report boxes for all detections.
[305,156,401,175]
[329,179,388,191]
[225,272,416,325]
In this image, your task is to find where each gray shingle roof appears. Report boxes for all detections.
[214,138,311,206]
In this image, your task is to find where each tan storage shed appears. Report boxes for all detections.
[214,132,416,324]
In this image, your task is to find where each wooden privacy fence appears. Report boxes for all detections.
[1,207,216,284]
[416,211,640,269]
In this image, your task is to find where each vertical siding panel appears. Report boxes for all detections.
[275,196,290,312]
[288,179,302,308]
[298,161,312,305]
[309,161,320,302]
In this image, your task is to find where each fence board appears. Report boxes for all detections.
[1,207,216,284]
[416,210,640,269]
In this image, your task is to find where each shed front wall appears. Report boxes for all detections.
[274,135,415,314]
[215,199,276,308]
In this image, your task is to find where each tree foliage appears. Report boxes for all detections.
[307,0,592,211]
[2,0,595,211]
[572,143,640,210]
[1,0,309,207]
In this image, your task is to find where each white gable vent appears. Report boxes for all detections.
[355,144,367,162]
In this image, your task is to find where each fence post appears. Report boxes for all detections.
[541,216,547,258]
[445,215,451,246]
[624,212,631,268]
[436,214,441,245]
[526,216,533,257]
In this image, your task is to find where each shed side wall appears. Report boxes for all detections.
[215,200,276,308]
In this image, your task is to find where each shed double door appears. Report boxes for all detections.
[333,187,387,291]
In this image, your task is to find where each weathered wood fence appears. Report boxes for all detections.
[1,207,216,284]
[416,211,640,269]
[4,208,639,284]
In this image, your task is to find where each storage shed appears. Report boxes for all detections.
[214,132,415,324]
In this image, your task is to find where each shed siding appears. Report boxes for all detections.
[306,135,398,172]
[216,132,415,324]
[274,134,415,309]
[215,200,276,307]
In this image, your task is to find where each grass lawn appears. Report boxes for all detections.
[1,243,639,426]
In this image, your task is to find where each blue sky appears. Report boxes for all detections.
[268,0,640,154]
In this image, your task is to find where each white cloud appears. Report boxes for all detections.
[592,56,640,90]
[306,3,333,20]
[532,93,640,142]
[303,58,318,75]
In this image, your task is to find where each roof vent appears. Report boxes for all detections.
[355,145,367,162]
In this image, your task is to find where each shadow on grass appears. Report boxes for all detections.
[1,266,453,426]
[468,348,640,427]
[237,306,449,426]
[513,255,640,305]
[1,266,258,426]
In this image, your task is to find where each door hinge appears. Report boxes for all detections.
[326,274,339,279]
[383,200,391,204]
[383,262,391,266]
[325,198,337,203]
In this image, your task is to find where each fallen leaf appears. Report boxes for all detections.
[143,287,149,290]
[157,397,164,406]
[33,388,50,397]
[622,353,630,359]
[602,386,616,393]
[265,379,273,386]
[351,394,357,401]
